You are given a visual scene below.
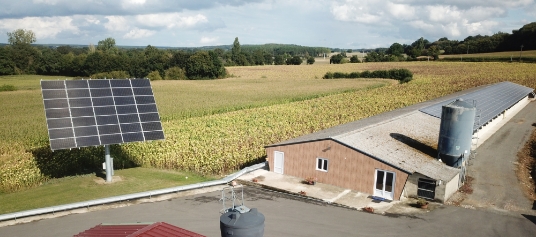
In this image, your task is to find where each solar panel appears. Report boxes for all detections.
[419,82,534,131]
[41,79,165,151]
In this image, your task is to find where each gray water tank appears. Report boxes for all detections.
[220,208,264,237]
[437,99,476,167]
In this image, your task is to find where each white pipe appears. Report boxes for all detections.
[0,162,266,222]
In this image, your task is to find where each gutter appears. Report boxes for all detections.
[0,162,266,222]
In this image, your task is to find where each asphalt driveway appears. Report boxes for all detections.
[460,100,536,213]
[0,186,535,237]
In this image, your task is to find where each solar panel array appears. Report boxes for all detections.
[419,81,534,131]
[41,79,164,151]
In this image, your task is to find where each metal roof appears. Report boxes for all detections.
[419,81,534,131]
[266,82,534,181]
[73,222,205,237]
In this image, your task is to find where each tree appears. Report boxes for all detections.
[170,50,191,69]
[231,37,241,65]
[274,55,285,65]
[0,46,15,75]
[428,45,440,60]
[185,51,226,79]
[364,51,387,62]
[350,55,359,63]
[97,37,118,54]
[263,52,273,65]
[387,43,404,57]
[165,66,187,80]
[330,54,344,64]
[146,70,162,80]
[7,29,36,45]
[286,56,302,65]
[306,56,315,65]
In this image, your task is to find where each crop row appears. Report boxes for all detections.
[1,62,535,192]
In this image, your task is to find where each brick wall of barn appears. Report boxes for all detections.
[266,139,409,200]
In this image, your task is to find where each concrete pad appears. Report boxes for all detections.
[237,169,432,215]
[238,170,398,213]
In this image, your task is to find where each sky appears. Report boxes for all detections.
[0,0,534,49]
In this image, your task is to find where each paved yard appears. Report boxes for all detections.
[0,186,535,237]
[458,100,536,213]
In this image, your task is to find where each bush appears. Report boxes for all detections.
[350,55,360,63]
[165,67,187,80]
[90,71,130,79]
[322,68,413,83]
[330,54,344,64]
[286,56,303,65]
[333,72,347,78]
[348,72,360,78]
[0,84,16,92]
[146,70,163,81]
[360,70,371,78]
[323,72,334,79]
[306,57,315,65]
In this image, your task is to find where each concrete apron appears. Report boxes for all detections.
[237,169,435,215]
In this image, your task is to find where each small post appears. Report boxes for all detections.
[105,145,113,182]
[519,44,524,62]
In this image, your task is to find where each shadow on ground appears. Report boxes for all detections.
[29,144,139,179]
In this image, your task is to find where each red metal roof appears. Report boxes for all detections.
[73,222,205,237]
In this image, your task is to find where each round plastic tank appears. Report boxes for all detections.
[437,99,476,167]
[220,208,265,237]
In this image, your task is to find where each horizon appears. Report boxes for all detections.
[0,1,534,49]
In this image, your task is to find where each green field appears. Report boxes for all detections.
[1,61,536,214]
[0,168,211,214]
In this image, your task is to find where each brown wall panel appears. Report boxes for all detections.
[266,139,409,200]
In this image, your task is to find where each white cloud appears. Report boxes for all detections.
[32,0,60,5]
[386,3,416,21]
[329,0,533,41]
[331,3,384,24]
[104,16,129,31]
[426,5,463,24]
[123,0,146,5]
[124,28,155,39]
[136,13,208,29]
[121,0,146,9]
[85,16,100,25]
[200,36,218,44]
[0,16,79,39]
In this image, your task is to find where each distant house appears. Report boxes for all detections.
[265,82,534,202]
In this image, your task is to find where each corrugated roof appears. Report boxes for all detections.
[334,111,458,181]
[73,222,205,237]
[266,82,534,181]
[419,81,534,131]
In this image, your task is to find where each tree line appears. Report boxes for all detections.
[362,22,536,62]
[0,33,330,79]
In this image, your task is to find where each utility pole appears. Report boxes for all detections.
[519,44,524,62]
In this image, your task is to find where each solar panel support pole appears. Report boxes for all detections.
[105,145,113,182]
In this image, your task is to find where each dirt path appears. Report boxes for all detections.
[459,100,536,213]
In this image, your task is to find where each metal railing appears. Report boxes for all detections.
[0,162,266,222]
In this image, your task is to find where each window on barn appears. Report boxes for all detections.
[316,158,328,172]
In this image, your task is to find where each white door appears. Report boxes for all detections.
[274,151,284,174]
[374,169,395,200]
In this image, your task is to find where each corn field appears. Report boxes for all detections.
[1,62,536,193]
